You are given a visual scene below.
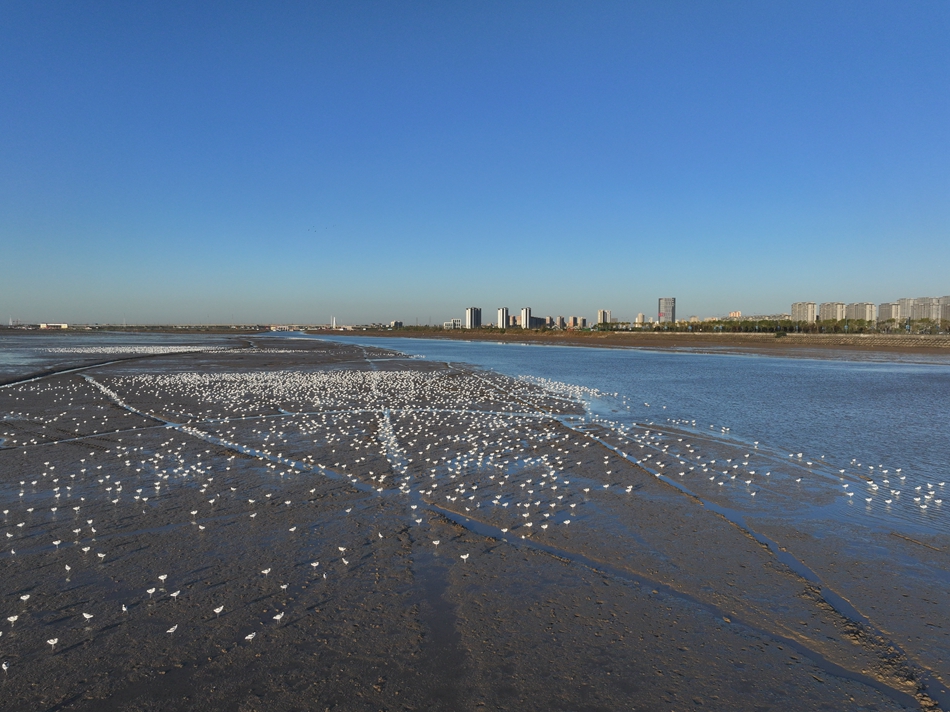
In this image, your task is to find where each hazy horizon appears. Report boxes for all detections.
[2,2,947,325]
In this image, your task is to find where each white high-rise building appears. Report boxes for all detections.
[597,309,611,324]
[819,302,846,321]
[635,313,645,325]
[520,307,532,330]
[878,303,898,322]
[846,303,876,322]
[896,298,915,320]
[912,297,942,321]
[464,307,481,329]
[497,307,509,329]
[791,302,817,323]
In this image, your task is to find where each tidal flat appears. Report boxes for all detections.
[0,337,946,711]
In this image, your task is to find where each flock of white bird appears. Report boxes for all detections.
[1,351,944,678]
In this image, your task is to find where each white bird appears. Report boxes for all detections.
[273,612,284,622]
[166,625,178,634]
[47,638,58,650]
[245,632,256,641]
[214,606,224,616]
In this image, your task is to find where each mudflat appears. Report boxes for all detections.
[338,328,950,360]
[0,338,944,711]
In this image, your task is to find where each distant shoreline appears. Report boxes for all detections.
[306,328,950,357]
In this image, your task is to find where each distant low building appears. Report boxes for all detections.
[390,320,403,328]
[729,311,741,318]
[39,323,68,329]
[443,318,462,330]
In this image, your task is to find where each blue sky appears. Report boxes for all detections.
[1,1,948,325]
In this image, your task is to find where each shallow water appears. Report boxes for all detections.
[300,334,950,537]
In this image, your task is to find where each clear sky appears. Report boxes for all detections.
[2,1,948,325]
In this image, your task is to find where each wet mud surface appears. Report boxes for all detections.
[0,338,945,710]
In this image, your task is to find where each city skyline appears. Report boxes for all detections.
[2,3,948,324]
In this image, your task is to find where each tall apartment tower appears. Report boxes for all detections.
[597,309,611,324]
[497,307,509,329]
[845,303,876,322]
[520,307,532,330]
[819,302,846,321]
[791,302,816,323]
[896,298,915,320]
[878,302,898,322]
[912,297,942,321]
[658,298,676,324]
[464,307,481,329]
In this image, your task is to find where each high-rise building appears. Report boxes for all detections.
[555,316,566,329]
[845,303,876,322]
[818,302,845,321]
[520,307,532,330]
[896,298,915,320]
[877,303,898,322]
[497,307,509,329]
[464,307,481,329]
[791,302,816,323]
[941,297,950,322]
[597,309,611,324]
[912,297,942,321]
[635,313,645,325]
[658,298,676,324]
